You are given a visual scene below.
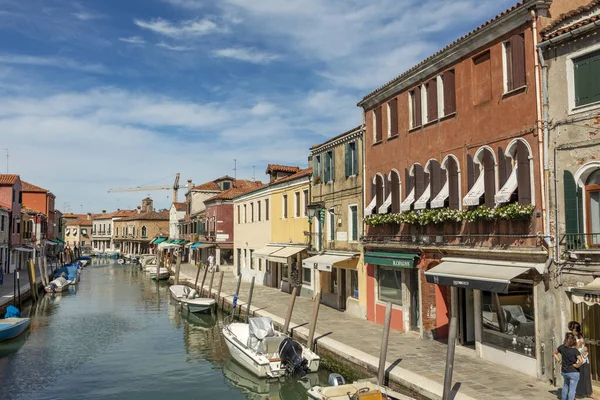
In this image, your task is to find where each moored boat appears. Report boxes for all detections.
[148,267,169,280]
[170,285,216,313]
[222,315,320,379]
[54,263,81,284]
[307,375,411,400]
[0,306,31,342]
[45,277,71,293]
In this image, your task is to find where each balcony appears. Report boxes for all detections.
[563,233,600,252]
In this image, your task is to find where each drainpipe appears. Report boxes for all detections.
[531,9,550,252]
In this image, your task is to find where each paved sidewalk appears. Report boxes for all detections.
[0,263,58,309]
[177,264,560,400]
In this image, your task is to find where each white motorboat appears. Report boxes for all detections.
[44,277,71,294]
[147,267,169,280]
[117,259,125,265]
[222,316,320,379]
[307,375,411,400]
[170,285,216,313]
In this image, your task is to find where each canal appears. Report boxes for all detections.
[0,261,332,400]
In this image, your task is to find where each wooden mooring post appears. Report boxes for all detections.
[377,302,393,386]
[246,277,255,317]
[282,286,298,335]
[193,264,202,289]
[307,292,321,351]
[207,269,215,298]
[216,271,224,305]
[442,316,458,400]
[199,265,209,295]
[174,250,182,285]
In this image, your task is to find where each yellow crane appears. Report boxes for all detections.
[107,173,182,203]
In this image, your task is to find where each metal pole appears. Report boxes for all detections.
[283,286,298,335]
[235,273,242,297]
[307,292,322,351]
[199,265,209,295]
[378,302,393,386]
[246,277,255,317]
[17,270,21,310]
[208,269,215,298]
[13,272,16,307]
[442,316,458,400]
[216,271,224,305]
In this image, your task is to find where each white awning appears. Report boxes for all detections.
[72,229,78,235]
[364,196,377,216]
[158,242,180,250]
[570,278,600,306]
[400,188,415,211]
[495,166,518,204]
[253,245,284,258]
[425,257,544,293]
[302,253,357,272]
[378,193,392,214]
[463,172,485,206]
[414,184,431,210]
[268,246,306,263]
[13,247,34,253]
[431,180,449,209]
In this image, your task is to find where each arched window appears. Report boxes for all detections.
[495,139,533,205]
[415,159,443,209]
[141,226,147,238]
[586,169,600,244]
[401,164,423,211]
[375,174,385,213]
[390,170,401,213]
[464,147,497,207]
[432,155,460,209]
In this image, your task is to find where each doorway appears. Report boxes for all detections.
[458,288,476,346]
[573,302,600,382]
[410,268,420,331]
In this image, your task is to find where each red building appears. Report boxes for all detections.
[21,181,56,240]
[0,174,23,272]
[358,0,554,378]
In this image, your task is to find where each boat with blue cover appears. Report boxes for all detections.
[54,263,81,284]
[0,306,31,342]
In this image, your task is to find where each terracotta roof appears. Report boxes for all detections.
[311,126,362,150]
[93,209,137,220]
[206,181,265,202]
[265,164,300,174]
[0,174,19,186]
[359,0,549,105]
[119,210,169,221]
[271,168,312,185]
[173,202,186,211]
[542,0,600,35]
[0,205,10,213]
[23,207,46,216]
[193,180,220,191]
[21,181,48,193]
[72,218,93,226]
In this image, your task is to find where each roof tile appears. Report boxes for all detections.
[265,164,300,174]
[21,181,49,193]
[542,0,600,36]
[0,174,19,186]
[119,210,169,221]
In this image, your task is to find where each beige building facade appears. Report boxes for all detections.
[113,198,169,255]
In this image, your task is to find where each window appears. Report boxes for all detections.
[426,79,438,122]
[464,147,496,207]
[258,258,262,271]
[324,150,334,183]
[330,267,339,294]
[303,266,311,284]
[282,195,288,219]
[349,205,358,241]
[116,227,119,236]
[473,51,492,104]
[503,33,526,92]
[265,199,269,220]
[141,226,147,238]
[390,170,401,213]
[573,49,600,108]
[443,69,456,115]
[350,270,359,299]
[303,190,309,217]
[387,98,398,137]
[257,201,262,221]
[222,181,231,190]
[586,169,600,245]
[250,249,254,269]
[244,204,247,223]
[237,205,241,224]
[409,88,422,128]
[496,139,532,205]
[373,106,382,142]
[313,155,322,183]
[345,141,358,177]
[294,191,300,218]
[251,202,254,222]
[1,215,4,231]
[329,208,335,241]
[377,266,402,305]
[482,283,535,358]
[81,241,86,247]
[375,174,385,212]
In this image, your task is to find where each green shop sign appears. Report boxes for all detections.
[364,251,417,268]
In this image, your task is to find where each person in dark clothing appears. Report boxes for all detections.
[568,321,598,399]
[554,332,584,400]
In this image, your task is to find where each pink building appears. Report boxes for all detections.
[0,174,24,272]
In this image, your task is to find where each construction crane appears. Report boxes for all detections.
[108,173,182,203]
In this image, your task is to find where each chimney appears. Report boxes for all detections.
[141,198,153,213]
[137,206,141,214]
[102,210,106,214]
[187,179,193,190]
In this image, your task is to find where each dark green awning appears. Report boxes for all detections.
[153,238,167,245]
[364,251,418,268]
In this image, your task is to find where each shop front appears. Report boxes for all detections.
[425,257,544,377]
[365,250,420,332]
[569,277,600,383]
[266,244,307,295]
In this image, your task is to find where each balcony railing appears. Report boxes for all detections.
[362,232,541,249]
[563,233,600,251]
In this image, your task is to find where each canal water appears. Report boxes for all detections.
[0,261,332,400]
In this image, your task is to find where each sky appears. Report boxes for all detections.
[0,0,518,213]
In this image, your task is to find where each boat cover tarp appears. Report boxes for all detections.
[50,277,70,288]
[54,264,79,281]
[247,317,275,352]
[4,306,21,319]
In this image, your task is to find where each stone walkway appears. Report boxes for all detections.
[0,262,59,310]
[177,264,561,400]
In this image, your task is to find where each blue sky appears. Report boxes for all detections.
[0,0,517,213]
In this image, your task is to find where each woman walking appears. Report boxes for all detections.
[554,332,584,400]
[568,321,597,399]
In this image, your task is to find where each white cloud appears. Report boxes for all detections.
[119,36,146,45]
[162,0,204,9]
[249,102,276,116]
[156,42,192,52]
[0,54,108,74]
[213,48,279,64]
[134,18,222,37]
[73,11,103,21]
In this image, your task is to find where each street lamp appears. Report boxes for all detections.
[306,203,324,251]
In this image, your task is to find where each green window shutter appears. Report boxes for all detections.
[352,142,358,176]
[345,143,351,178]
[331,151,335,182]
[574,50,600,107]
[564,170,584,249]
[312,156,318,182]
[351,207,358,240]
[324,153,330,182]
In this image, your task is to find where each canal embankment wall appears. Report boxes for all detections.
[0,267,58,314]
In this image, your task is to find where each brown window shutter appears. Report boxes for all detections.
[448,157,460,210]
[510,34,526,89]
[483,150,496,207]
[389,98,398,137]
[427,79,438,122]
[443,70,456,114]
[391,171,400,213]
[371,179,377,203]
[375,106,383,142]
[412,88,422,127]
[375,175,384,211]
[405,168,413,198]
[414,164,425,200]
[430,160,444,199]
[517,140,532,204]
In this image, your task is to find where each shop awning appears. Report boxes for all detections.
[425,257,544,294]
[12,247,34,253]
[194,243,215,249]
[268,246,306,263]
[570,278,600,306]
[158,241,180,250]
[152,238,167,245]
[302,253,357,272]
[364,251,418,268]
[253,245,284,259]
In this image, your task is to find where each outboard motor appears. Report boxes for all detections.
[49,283,58,293]
[328,373,345,386]
[278,338,308,378]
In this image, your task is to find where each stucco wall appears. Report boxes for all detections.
[270,179,310,244]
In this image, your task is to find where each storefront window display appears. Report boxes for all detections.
[481,283,535,358]
[377,266,402,305]
[350,270,358,299]
[303,267,311,284]
[220,249,233,266]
